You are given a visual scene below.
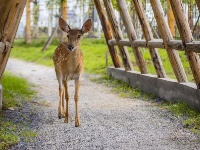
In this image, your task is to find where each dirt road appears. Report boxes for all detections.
[6,58,200,150]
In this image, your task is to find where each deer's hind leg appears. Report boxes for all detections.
[63,79,70,123]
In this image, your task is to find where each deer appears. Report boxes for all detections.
[53,17,92,127]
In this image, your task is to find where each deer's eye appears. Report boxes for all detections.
[77,35,81,39]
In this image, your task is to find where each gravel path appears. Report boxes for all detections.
[6,58,200,150]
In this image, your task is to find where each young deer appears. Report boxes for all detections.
[53,18,92,127]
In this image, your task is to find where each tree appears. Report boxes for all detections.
[167,0,175,37]
[32,0,39,39]
[25,0,31,44]
[60,0,67,42]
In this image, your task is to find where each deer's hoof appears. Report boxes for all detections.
[58,113,65,119]
[75,118,80,127]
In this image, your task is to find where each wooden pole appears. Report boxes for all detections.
[150,0,187,83]
[132,0,166,77]
[25,0,31,44]
[103,0,133,71]
[116,0,147,74]
[0,0,27,79]
[169,0,200,88]
[94,0,121,68]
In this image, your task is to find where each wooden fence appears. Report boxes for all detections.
[94,0,200,111]
[94,0,200,89]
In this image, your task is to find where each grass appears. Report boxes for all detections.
[0,72,36,149]
[1,72,35,109]
[162,102,200,134]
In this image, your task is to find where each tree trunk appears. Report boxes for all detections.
[25,0,31,44]
[60,0,67,42]
[32,0,39,39]
[196,0,200,11]
[167,0,175,38]
[188,2,194,29]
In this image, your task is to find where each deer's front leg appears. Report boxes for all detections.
[63,79,70,123]
[58,86,65,119]
[74,78,81,127]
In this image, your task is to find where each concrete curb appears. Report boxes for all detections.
[107,67,200,111]
[0,84,2,110]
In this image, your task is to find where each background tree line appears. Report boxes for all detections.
[23,0,200,44]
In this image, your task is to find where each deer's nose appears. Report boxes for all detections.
[68,45,74,51]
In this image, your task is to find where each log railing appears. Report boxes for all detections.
[108,39,200,53]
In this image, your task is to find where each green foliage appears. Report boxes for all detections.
[1,72,35,109]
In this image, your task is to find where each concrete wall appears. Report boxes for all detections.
[0,84,2,110]
[107,67,200,111]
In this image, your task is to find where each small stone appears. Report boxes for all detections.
[8,107,14,111]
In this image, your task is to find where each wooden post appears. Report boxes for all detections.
[116,0,147,74]
[131,0,166,77]
[150,0,187,83]
[94,0,121,68]
[25,0,31,44]
[169,0,200,88]
[103,0,133,71]
[0,0,27,79]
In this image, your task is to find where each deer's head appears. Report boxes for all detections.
[59,17,92,51]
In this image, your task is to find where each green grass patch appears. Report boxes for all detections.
[162,102,200,134]
[1,72,35,109]
[0,72,36,149]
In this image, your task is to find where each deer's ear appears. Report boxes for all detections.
[81,19,92,33]
[59,17,71,33]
